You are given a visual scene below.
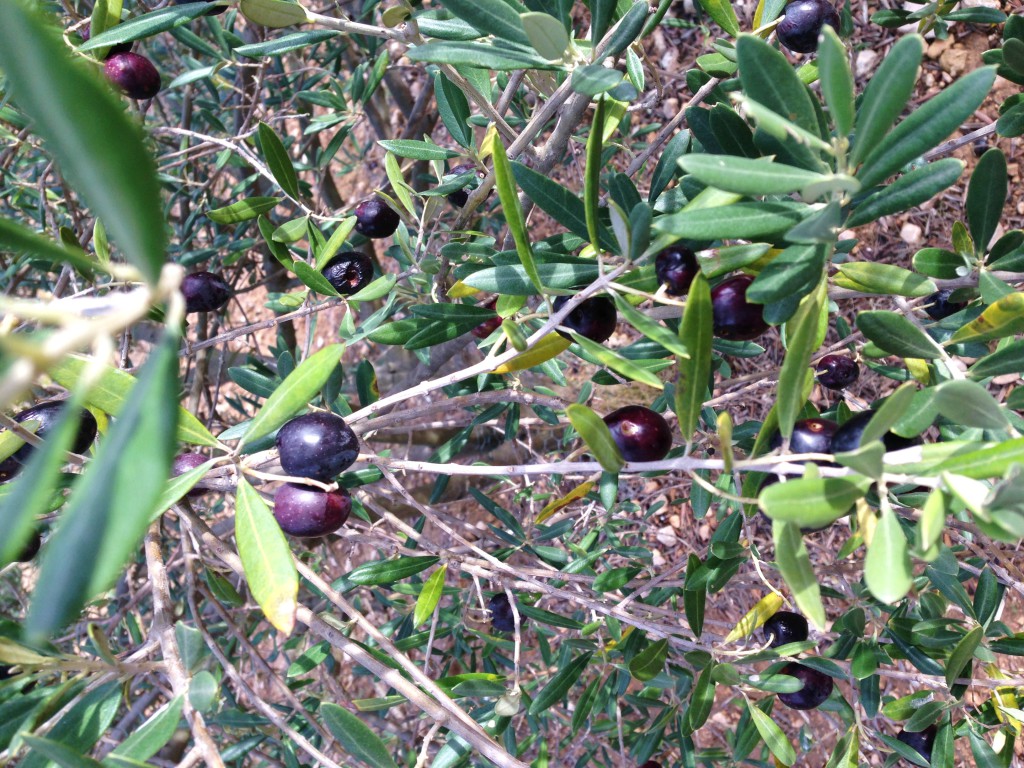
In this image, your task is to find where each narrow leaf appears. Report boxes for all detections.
[700,0,740,36]
[777,278,825,438]
[856,311,943,359]
[491,333,571,373]
[436,0,530,46]
[747,701,797,766]
[26,335,179,640]
[851,35,923,167]
[48,355,218,447]
[321,703,400,768]
[760,476,870,529]
[414,565,447,627]
[933,380,1010,431]
[817,26,855,136]
[110,696,185,761]
[493,139,543,295]
[948,292,1024,344]
[679,155,827,196]
[239,344,344,447]
[347,555,440,586]
[207,196,282,224]
[864,505,913,604]
[846,159,964,228]
[772,521,827,630]
[945,626,983,689]
[675,273,712,443]
[257,121,300,199]
[528,652,594,715]
[966,149,1007,253]
[235,478,298,634]
[629,638,669,682]
[567,404,625,473]
[858,66,996,188]
[836,262,938,297]
[724,593,784,643]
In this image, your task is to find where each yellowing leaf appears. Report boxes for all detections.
[413,565,447,627]
[492,333,570,373]
[235,478,298,634]
[723,593,784,643]
[447,280,481,299]
[537,481,594,523]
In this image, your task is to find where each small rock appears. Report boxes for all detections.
[900,222,923,245]
[656,526,677,548]
[855,49,879,78]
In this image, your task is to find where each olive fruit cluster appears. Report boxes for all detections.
[271,412,360,537]
[760,611,834,710]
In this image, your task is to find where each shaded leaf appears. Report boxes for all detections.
[528,651,593,715]
[321,703,399,768]
[26,335,179,640]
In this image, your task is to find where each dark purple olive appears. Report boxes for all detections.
[276,412,359,482]
[320,252,374,296]
[711,275,768,341]
[354,197,401,239]
[638,762,663,768]
[655,245,698,296]
[769,418,837,455]
[446,163,485,208]
[815,355,859,390]
[552,295,617,344]
[777,662,833,710]
[172,452,207,498]
[79,24,133,56]
[104,52,161,99]
[181,271,232,314]
[776,0,840,54]
[273,483,352,538]
[923,289,967,320]
[830,411,921,455]
[896,725,937,764]
[603,406,674,463]
[7,400,98,467]
[762,611,809,647]
[472,298,501,339]
[487,593,518,633]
